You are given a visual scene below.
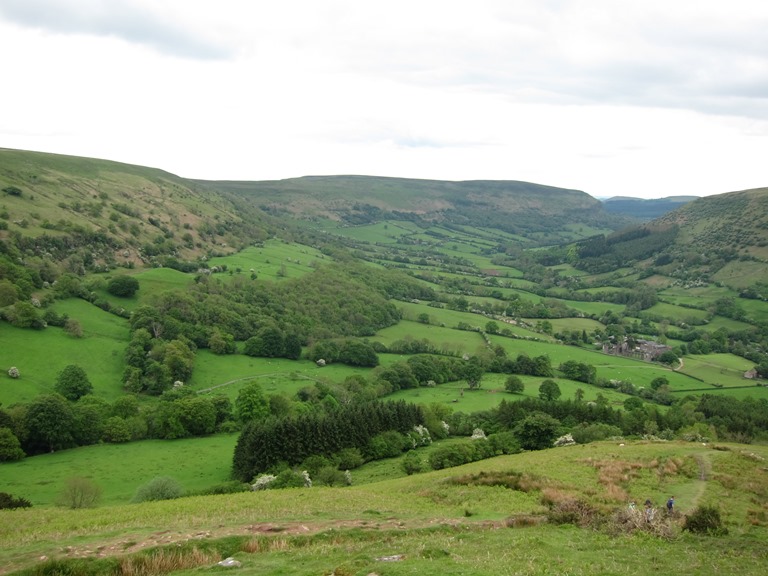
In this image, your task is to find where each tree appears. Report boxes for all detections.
[64,318,83,338]
[650,376,669,390]
[208,329,236,354]
[0,427,25,461]
[658,350,679,366]
[58,477,102,509]
[283,333,302,360]
[177,397,217,436]
[504,375,524,394]
[538,379,561,401]
[339,340,379,367]
[515,411,561,450]
[235,381,270,424]
[107,275,140,297]
[55,364,93,401]
[23,394,75,453]
[463,356,485,390]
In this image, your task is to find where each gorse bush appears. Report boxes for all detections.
[132,476,184,503]
[683,505,728,535]
[0,491,32,509]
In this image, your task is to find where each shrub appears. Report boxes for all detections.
[57,477,102,509]
[683,505,728,535]
[365,430,410,460]
[334,447,364,470]
[271,469,311,489]
[107,275,139,297]
[0,427,25,461]
[200,481,251,495]
[314,466,348,486]
[7,366,20,379]
[132,476,184,503]
[570,422,623,444]
[0,492,32,509]
[545,498,601,527]
[488,431,521,455]
[300,454,334,476]
[251,474,277,490]
[428,443,477,470]
[401,450,426,475]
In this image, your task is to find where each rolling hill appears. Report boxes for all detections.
[199,175,632,244]
[602,195,699,220]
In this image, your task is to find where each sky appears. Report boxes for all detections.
[0,0,766,199]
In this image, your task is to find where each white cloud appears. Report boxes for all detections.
[0,0,766,198]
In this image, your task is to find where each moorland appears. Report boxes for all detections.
[1,148,767,575]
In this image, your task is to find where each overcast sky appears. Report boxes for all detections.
[1,0,766,198]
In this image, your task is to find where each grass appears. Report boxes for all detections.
[2,441,767,575]
[0,319,127,405]
[0,434,239,507]
[206,240,327,280]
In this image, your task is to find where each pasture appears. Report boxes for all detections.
[2,441,767,575]
[0,317,126,405]
[207,240,327,280]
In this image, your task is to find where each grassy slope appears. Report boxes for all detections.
[1,440,767,575]
[0,148,241,261]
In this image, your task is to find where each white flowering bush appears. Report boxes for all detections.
[409,425,432,447]
[471,428,487,440]
[441,420,450,436]
[8,367,20,379]
[251,474,277,490]
[344,470,352,486]
[553,433,576,447]
[301,470,312,488]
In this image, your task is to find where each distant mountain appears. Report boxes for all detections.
[571,187,768,288]
[601,195,699,220]
[200,175,631,244]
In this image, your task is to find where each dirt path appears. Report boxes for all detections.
[687,450,712,510]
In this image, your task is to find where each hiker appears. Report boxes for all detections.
[666,496,675,514]
[644,499,654,522]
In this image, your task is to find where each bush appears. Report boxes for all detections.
[0,492,32,509]
[683,505,728,535]
[334,447,364,470]
[570,422,623,444]
[107,275,140,297]
[300,455,334,476]
[401,450,426,475]
[365,431,410,460]
[132,476,184,503]
[545,498,601,527]
[428,443,477,470]
[488,431,520,455]
[199,481,251,495]
[271,469,311,489]
[57,476,102,509]
[314,466,348,486]
[7,366,20,379]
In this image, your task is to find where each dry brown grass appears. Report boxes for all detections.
[119,547,220,575]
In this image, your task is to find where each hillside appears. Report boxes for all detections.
[200,175,631,245]
[602,195,698,220]
[0,148,273,269]
[3,148,768,576]
[1,440,767,575]
[642,188,768,289]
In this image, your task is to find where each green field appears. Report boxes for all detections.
[207,240,327,280]
[0,316,127,405]
[2,440,767,575]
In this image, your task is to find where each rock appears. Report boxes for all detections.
[217,557,242,568]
